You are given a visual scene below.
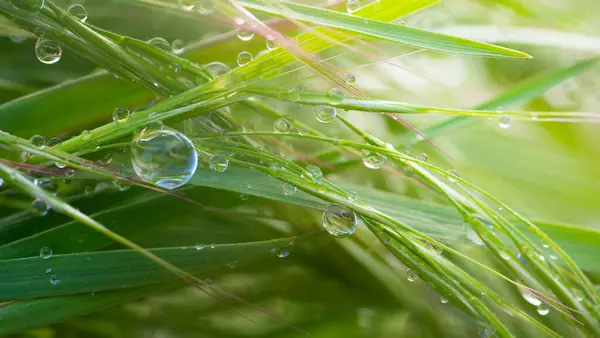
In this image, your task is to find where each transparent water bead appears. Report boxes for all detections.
[197,0,216,14]
[520,289,542,306]
[362,151,386,169]
[306,165,323,184]
[112,108,130,122]
[282,183,297,196]
[35,38,62,64]
[498,115,512,129]
[537,303,550,316]
[406,269,418,282]
[204,62,231,78]
[322,203,357,238]
[209,155,228,172]
[346,0,361,13]
[273,118,292,133]
[237,51,253,66]
[314,105,337,123]
[30,135,45,148]
[147,37,170,52]
[131,127,198,190]
[67,4,88,22]
[464,223,484,246]
[327,88,345,105]
[40,246,53,259]
[237,29,254,41]
[32,199,49,216]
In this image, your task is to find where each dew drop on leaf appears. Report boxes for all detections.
[322,204,357,238]
[131,127,198,190]
[35,38,62,64]
[67,4,88,22]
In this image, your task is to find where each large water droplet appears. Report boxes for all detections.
[322,204,357,238]
[498,115,512,129]
[346,0,361,13]
[67,4,88,22]
[197,0,216,14]
[131,127,198,190]
[112,108,130,122]
[282,183,297,196]
[40,246,53,259]
[30,135,45,148]
[306,165,323,184]
[32,199,49,216]
[314,105,337,123]
[521,289,542,306]
[209,155,228,172]
[237,29,254,41]
[273,117,292,133]
[35,38,62,64]
[362,151,386,169]
[465,223,484,246]
[204,62,231,78]
[237,51,253,66]
[406,269,418,282]
[537,303,550,316]
[147,37,170,52]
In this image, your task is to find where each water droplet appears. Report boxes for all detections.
[273,118,292,133]
[322,204,357,238]
[314,105,337,123]
[197,0,216,14]
[266,38,277,50]
[171,39,185,54]
[416,153,428,162]
[178,0,195,10]
[203,62,231,78]
[40,246,53,259]
[464,223,484,246]
[35,38,62,64]
[131,127,198,190]
[345,74,356,84]
[147,37,170,52]
[448,169,459,183]
[327,88,345,105]
[406,269,418,282]
[49,275,60,285]
[537,303,550,316]
[346,0,361,13]
[32,199,49,216]
[440,295,449,304]
[47,137,62,148]
[498,115,512,129]
[30,135,45,148]
[362,151,386,169]
[347,191,358,202]
[283,183,297,196]
[209,155,228,172]
[237,51,253,66]
[237,29,254,41]
[112,108,130,122]
[521,289,542,306]
[306,165,323,184]
[67,4,88,22]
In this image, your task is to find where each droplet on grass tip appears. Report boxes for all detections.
[209,155,228,172]
[147,37,170,52]
[67,4,88,22]
[112,108,130,122]
[32,199,49,216]
[498,115,512,129]
[39,246,53,259]
[362,151,386,169]
[237,51,253,66]
[314,105,337,123]
[322,204,357,238]
[35,38,62,64]
[131,127,198,190]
